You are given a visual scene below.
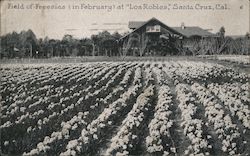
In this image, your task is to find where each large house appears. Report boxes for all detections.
[119,17,215,56]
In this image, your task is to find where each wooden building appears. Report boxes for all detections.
[119,17,215,56]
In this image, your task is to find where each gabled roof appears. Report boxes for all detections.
[121,17,183,40]
[127,19,214,38]
[172,26,214,37]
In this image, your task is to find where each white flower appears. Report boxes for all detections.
[4,141,9,146]
[66,140,78,149]
[163,151,170,156]
[170,147,176,153]
[93,134,98,140]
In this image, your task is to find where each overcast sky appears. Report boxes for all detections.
[1,0,249,39]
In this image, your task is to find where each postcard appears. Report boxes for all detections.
[1,0,249,155]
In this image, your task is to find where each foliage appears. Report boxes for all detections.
[0,28,249,58]
[0,30,121,58]
[182,27,250,56]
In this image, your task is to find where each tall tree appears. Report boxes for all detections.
[19,29,38,57]
[61,34,74,56]
[214,26,228,54]
[219,26,225,38]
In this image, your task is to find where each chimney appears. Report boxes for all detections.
[181,22,185,30]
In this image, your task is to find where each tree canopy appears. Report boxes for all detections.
[0,29,249,58]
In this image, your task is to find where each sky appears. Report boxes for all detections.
[1,0,249,39]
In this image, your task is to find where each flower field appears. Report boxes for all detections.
[1,61,250,156]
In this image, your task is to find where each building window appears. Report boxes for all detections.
[146,25,161,32]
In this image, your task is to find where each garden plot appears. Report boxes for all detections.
[1,61,249,156]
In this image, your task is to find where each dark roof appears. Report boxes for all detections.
[128,19,214,37]
[128,21,146,29]
[172,26,214,37]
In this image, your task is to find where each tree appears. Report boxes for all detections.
[245,32,250,39]
[213,26,228,54]
[19,29,38,57]
[39,36,50,57]
[219,26,225,38]
[98,31,112,56]
[91,35,100,56]
[90,31,120,56]
[79,38,93,56]
[0,31,23,58]
[112,31,122,40]
[61,34,76,56]
[49,39,57,57]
